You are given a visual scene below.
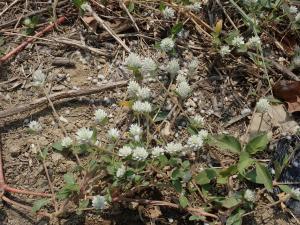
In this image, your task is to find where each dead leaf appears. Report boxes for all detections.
[273,80,300,102]
[144,206,162,219]
[287,97,300,113]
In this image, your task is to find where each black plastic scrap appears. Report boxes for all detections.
[271,135,300,215]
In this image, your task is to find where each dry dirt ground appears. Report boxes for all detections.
[0,0,300,225]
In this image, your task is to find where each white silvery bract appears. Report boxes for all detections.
[187,134,204,150]
[293,56,300,67]
[129,124,143,141]
[176,73,187,83]
[136,86,151,100]
[162,7,175,19]
[188,59,199,73]
[296,13,300,22]
[220,46,231,57]
[191,115,204,127]
[116,165,126,178]
[151,147,165,158]
[141,57,157,75]
[125,53,142,69]
[256,98,269,113]
[160,37,175,52]
[94,109,107,124]
[32,70,46,87]
[176,81,191,99]
[61,136,73,148]
[165,142,183,154]
[107,128,120,141]
[291,188,300,198]
[232,36,245,47]
[132,147,148,161]
[80,2,92,11]
[28,120,42,132]
[127,80,141,98]
[166,59,180,77]
[92,195,107,210]
[289,6,298,14]
[247,36,261,47]
[76,127,93,144]
[244,189,256,202]
[186,2,202,12]
[118,146,132,157]
[132,101,152,113]
[198,129,209,140]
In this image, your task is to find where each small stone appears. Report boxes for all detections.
[92,79,98,84]
[97,74,105,80]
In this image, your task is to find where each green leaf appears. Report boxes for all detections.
[179,195,189,208]
[76,199,89,215]
[64,173,76,184]
[153,110,169,122]
[91,127,97,144]
[189,215,205,221]
[171,23,183,36]
[255,162,273,191]
[32,198,51,213]
[172,179,182,193]
[221,196,242,209]
[52,141,63,151]
[208,135,241,154]
[128,1,135,12]
[171,168,182,180]
[72,0,86,8]
[195,168,218,185]
[278,185,300,201]
[226,208,245,225]
[217,166,237,184]
[245,133,268,154]
[159,2,166,11]
[237,151,254,175]
[39,148,48,160]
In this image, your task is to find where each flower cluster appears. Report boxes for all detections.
[166,59,180,77]
[94,109,107,124]
[160,37,175,52]
[232,36,245,47]
[107,128,120,141]
[132,147,149,161]
[190,115,204,128]
[256,98,269,113]
[92,195,107,210]
[151,147,165,158]
[125,53,142,69]
[61,136,73,148]
[244,189,256,202]
[127,81,151,100]
[129,124,143,141]
[132,101,152,113]
[28,120,42,133]
[162,7,175,19]
[247,36,261,47]
[188,59,199,74]
[165,142,183,154]
[220,46,231,57]
[76,127,93,144]
[176,80,191,99]
[116,165,126,178]
[141,57,157,75]
[32,70,46,87]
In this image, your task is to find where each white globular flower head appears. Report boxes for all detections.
[92,195,107,210]
[293,56,300,67]
[118,146,132,157]
[151,147,165,158]
[296,13,300,22]
[28,120,42,133]
[127,80,141,98]
[61,136,73,148]
[165,142,183,154]
[289,6,298,14]
[176,80,191,99]
[129,123,143,141]
[187,134,204,151]
[32,70,46,87]
[291,188,300,198]
[232,36,245,47]
[116,165,126,178]
[141,57,157,75]
[162,7,175,19]
[107,128,120,141]
[190,115,204,128]
[136,86,151,100]
[244,189,256,202]
[256,98,270,113]
[160,37,175,52]
[188,59,199,73]
[220,45,231,57]
[94,109,107,124]
[132,101,152,113]
[176,73,187,83]
[198,129,209,140]
[76,127,93,144]
[166,59,180,77]
[125,53,142,69]
[132,147,149,161]
[247,36,261,47]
